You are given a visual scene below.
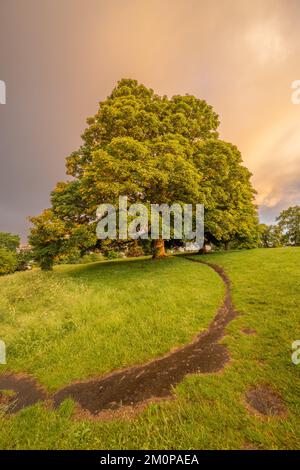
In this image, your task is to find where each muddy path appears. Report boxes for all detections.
[0,374,47,413]
[0,257,236,416]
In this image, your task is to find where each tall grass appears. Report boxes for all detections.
[0,256,223,390]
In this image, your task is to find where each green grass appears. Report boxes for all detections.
[0,256,223,390]
[0,248,299,449]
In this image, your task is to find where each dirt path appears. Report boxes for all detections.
[0,374,47,413]
[0,257,236,416]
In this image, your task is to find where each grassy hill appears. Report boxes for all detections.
[0,256,223,390]
[0,248,299,449]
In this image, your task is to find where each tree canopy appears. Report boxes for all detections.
[259,223,283,248]
[29,78,259,267]
[276,205,300,246]
[0,232,20,274]
[0,232,20,252]
[194,140,258,248]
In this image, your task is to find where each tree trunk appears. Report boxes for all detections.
[153,238,166,258]
[224,241,229,251]
[198,243,208,255]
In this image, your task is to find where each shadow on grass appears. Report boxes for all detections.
[56,255,186,284]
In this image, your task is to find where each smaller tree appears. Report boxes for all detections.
[29,210,68,270]
[0,232,20,275]
[259,223,283,248]
[0,248,17,275]
[0,232,20,252]
[276,206,300,246]
[29,209,97,270]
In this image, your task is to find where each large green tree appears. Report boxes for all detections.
[30,79,258,266]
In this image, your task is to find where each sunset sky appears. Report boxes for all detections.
[1,0,300,241]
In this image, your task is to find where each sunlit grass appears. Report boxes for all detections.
[0,248,299,449]
[0,256,223,390]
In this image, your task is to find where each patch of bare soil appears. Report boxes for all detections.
[0,389,16,406]
[0,257,236,416]
[245,385,287,417]
[0,374,47,413]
